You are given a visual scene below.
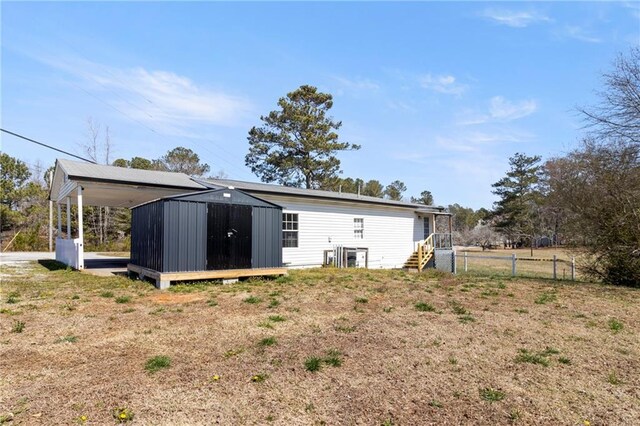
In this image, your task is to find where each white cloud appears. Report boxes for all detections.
[459,96,537,125]
[386,100,417,112]
[434,130,530,153]
[418,74,467,95]
[481,8,551,28]
[332,76,380,92]
[101,67,252,127]
[623,1,640,19]
[21,51,252,134]
[562,25,602,43]
[488,96,537,121]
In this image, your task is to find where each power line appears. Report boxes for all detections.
[1,128,97,164]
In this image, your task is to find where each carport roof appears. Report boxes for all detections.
[50,159,207,207]
[55,159,204,189]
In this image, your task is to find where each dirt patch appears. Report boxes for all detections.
[146,292,206,304]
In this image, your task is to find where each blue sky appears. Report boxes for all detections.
[2,2,638,208]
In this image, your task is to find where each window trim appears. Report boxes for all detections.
[354,217,364,239]
[282,212,299,248]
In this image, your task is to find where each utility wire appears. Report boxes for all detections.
[1,128,97,164]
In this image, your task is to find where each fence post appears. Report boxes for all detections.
[452,251,457,274]
[511,253,516,276]
[464,252,468,272]
[553,255,557,280]
[571,257,576,280]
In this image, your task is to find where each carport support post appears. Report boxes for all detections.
[511,253,517,276]
[77,186,84,270]
[77,187,83,242]
[57,203,62,237]
[66,197,71,239]
[571,257,576,281]
[49,200,53,252]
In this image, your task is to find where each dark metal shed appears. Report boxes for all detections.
[130,188,283,274]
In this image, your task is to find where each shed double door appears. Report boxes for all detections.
[206,204,252,270]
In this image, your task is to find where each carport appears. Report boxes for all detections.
[49,159,207,270]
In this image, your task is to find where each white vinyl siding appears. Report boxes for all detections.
[254,195,427,269]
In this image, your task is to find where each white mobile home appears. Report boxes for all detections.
[49,159,453,281]
[196,178,453,270]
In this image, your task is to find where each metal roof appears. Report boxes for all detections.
[51,159,447,212]
[57,158,206,189]
[196,178,446,212]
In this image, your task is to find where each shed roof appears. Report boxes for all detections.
[134,188,282,209]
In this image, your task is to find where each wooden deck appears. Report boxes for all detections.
[127,264,288,289]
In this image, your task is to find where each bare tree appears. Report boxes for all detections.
[81,117,114,246]
[545,139,639,286]
[578,47,640,147]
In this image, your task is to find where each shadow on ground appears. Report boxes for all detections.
[38,259,69,271]
[38,258,130,271]
[84,258,129,269]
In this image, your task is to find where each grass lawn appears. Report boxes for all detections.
[1,261,638,425]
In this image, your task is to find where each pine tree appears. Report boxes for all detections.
[246,85,360,189]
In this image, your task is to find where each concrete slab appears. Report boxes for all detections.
[1,251,130,277]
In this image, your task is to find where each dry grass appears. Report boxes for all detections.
[0,262,638,425]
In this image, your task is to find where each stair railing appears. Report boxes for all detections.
[417,233,435,272]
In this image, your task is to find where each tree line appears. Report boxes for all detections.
[487,48,639,286]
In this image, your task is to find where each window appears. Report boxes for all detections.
[282,213,299,248]
[354,218,364,239]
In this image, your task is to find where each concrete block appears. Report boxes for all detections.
[156,279,170,290]
[222,278,239,285]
